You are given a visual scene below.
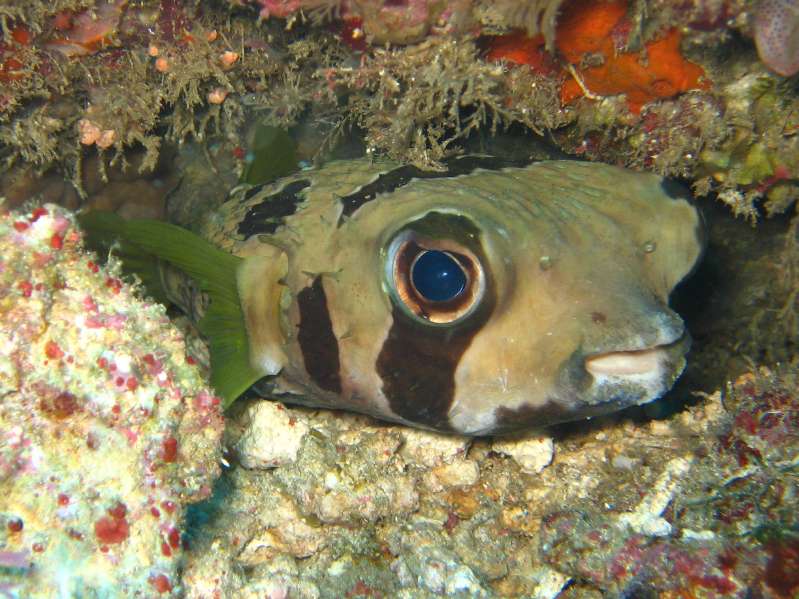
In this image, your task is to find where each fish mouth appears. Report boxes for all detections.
[584,311,690,381]
[578,333,690,409]
[538,330,692,422]
[585,345,674,377]
[472,335,691,435]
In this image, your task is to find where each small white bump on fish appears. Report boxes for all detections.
[497,368,510,394]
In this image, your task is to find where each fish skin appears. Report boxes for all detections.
[168,157,704,435]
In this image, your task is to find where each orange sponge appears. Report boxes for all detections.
[486,0,710,114]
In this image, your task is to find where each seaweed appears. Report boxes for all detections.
[0,0,797,219]
[331,36,565,168]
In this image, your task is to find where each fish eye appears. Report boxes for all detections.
[411,250,466,302]
[386,233,485,324]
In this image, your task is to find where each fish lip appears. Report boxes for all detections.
[584,335,690,378]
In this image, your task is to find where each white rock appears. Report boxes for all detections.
[491,434,555,474]
[399,428,471,468]
[425,459,480,491]
[236,402,309,469]
[682,528,716,541]
[531,567,572,599]
[414,549,489,597]
[611,454,638,470]
[445,565,486,596]
[617,455,693,536]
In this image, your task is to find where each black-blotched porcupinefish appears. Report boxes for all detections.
[80,156,704,435]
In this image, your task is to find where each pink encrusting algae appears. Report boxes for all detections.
[0,205,224,597]
[754,0,799,76]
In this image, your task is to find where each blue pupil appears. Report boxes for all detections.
[411,250,466,302]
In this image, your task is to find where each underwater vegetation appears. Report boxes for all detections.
[0,0,796,219]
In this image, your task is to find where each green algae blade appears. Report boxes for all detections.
[78,211,261,407]
[74,211,169,305]
[241,124,299,186]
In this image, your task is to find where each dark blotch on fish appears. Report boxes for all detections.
[376,212,496,430]
[338,155,529,222]
[237,179,311,237]
[376,306,485,431]
[297,276,342,393]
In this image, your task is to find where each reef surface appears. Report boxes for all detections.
[0,205,224,597]
[0,1,798,597]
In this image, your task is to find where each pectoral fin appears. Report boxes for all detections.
[77,211,264,407]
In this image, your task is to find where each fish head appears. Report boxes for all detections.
[444,173,703,435]
[258,160,704,435]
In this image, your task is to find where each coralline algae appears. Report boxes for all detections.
[0,205,224,597]
[754,0,799,77]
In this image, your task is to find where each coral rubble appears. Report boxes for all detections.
[178,365,799,598]
[541,369,799,598]
[0,205,224,597]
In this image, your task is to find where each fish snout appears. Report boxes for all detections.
[560,308,690,413]
[584,311,687,379]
